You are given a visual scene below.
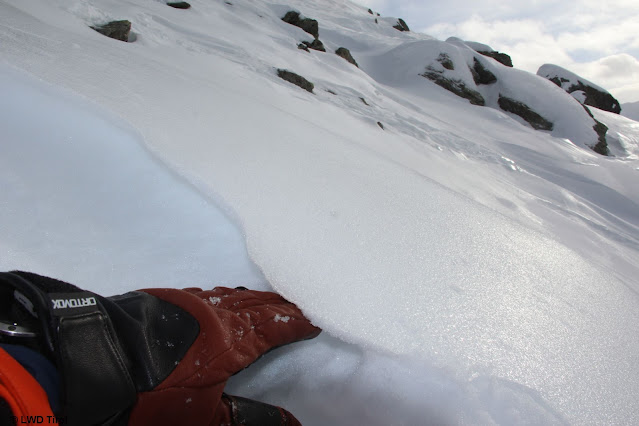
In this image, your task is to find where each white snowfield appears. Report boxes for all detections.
[1,0,638,425]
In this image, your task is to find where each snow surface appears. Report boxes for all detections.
[448,37,494,53]
[1,0,639,425]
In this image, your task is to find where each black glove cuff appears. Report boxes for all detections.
[0,272,136,425]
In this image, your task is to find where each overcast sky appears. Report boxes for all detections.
[353,0,639,103]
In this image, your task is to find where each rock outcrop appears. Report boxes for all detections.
[90,20,131,42]
[498,96,553,131]
[277,69,314,93]
[167,2,191,9]
[538,64,621,114]
[471,58,497,85]
[335,47,358,67]
[452,39,513,67]
[437,53,454,70]
[282,11,319,39]
[393,18,410,32]
[301,39,326,52]
[581,105,610,155]
[477,51,513,67]
[422,68,485,106]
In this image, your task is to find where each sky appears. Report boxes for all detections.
[354,0,639,103]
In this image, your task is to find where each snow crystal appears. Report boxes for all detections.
[273,314,290,323]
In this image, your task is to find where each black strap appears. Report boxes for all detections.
[56,307,136,425]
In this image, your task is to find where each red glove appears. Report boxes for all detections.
[0,272,320,426]
[131,286,321,425]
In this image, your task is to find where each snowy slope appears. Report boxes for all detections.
[1,0,639,425]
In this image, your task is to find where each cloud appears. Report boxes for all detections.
[421,13,639,101]
[576,54,639,103]
[352,0,639,101]
[424,16,572,72]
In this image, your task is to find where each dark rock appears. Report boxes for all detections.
[375,18,378,24]
[548,76,569,88]
[471,58,497,85]
[377,121,385,129]
[282,11,319,39]
[478,51,513,67]
[592,120,610,155]
[498,95,553,131]
[368,8,374,14]
[539,66,621,114]
[436,53,454,70]
[301,39,326,52]
[277,69,314,93]
[326,89,337,95]
[90,20,131,42]
[360,97,369,106]
[167,2,191,9]
[298,43,310,52]
[581,105,610,155]
[335,47,359,67]
[569,83,621,114]
[393,18,410,32]
[421,69,485,106]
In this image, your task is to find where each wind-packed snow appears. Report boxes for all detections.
[0,64,266,292]
[1,0,639,425]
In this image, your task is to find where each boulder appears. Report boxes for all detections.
[167,2,191,9]
[301,39,326,52]
[282,11,319,39]
[498,95,553,131]
[277,69,314,93]
[538,64,621,114]
[90,20,131,42]
[335,47,359,67]
[393,18,410,32]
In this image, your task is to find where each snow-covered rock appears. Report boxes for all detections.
[458,38,514,67]
[380,38,606,153]
[538,64,622,114]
